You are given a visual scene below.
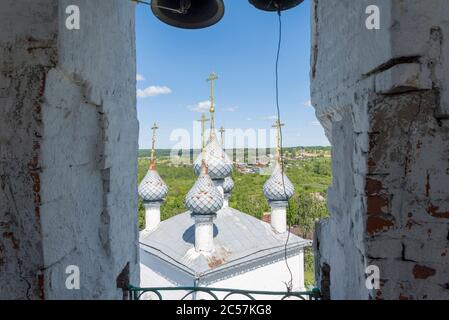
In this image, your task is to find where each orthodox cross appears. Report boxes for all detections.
[219,126,226,148]
[150,122,159,168]
[198,113,210,158]
[272,119,284,162]
[206,72,218,133]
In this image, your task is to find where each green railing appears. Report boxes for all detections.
[127,285,321,300]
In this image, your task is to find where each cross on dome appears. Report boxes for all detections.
[207,72,218,136]
[150,122,159,167]
[219,126,226,147]
[138,123,168,203]
[272,119,284,165]
[263,119,294,203]
[197,113,210,171]
[193,73,233,180]
[186,113,223,216]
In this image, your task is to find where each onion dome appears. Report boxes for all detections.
[186,163,223,215]
[138,161,168,203]
[223,176,234,194]
[193,134,233,180]
[263,163,295,202]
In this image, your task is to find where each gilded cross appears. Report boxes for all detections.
[206,72,218,132]
[272,119,284,162]
[218,126,226,148]
[197,113,210,155]
[150,122,159,162]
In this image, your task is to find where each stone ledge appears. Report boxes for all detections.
[375,63,432,94]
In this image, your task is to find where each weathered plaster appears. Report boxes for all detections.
[1,0,139,299]
[312,0,449,300]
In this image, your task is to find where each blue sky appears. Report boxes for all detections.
[136,0,329,149]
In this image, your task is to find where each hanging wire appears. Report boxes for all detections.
[131,0,186,13]
[132,0,151,5]
[274,8,294,293]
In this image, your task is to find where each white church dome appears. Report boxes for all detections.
[223,176,234,194]
[263,164,295,202]
[186,165,223,215]
[193,134,233,180]
[138,164,168,203]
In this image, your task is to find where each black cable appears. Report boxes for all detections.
[274,8,294,293]
[132,0,151,5]
[132,0,185,13]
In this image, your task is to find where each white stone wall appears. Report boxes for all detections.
[312,0,449,300]
[0,0,139,299]
[211,252,305,300]
[0,0,58,300]
[139,248,194,300]
[140,249,305,300]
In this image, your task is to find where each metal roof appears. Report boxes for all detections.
[139,207,312,284]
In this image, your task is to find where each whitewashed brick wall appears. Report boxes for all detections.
[312,0,449,300]
[0,0,139,299]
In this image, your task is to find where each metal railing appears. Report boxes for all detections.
[127,285,321,300]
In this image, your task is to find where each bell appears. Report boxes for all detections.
[248,0,304,12]
[151,0,225,29]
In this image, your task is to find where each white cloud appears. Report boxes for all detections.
[222,106,239,112]
[247,117,252,121]
[261,115,278,121]
[187,100,211,113]
[304,100,312,107]
[311,121,321,126]
[137,86,172,98]
[136,74,145,81]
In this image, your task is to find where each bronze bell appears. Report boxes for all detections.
[151,0,225,29]
[248,0,304,12]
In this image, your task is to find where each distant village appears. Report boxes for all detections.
[233,147,331,175]
[139,146,331,175]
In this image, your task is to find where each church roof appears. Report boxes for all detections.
[139,207,311,285]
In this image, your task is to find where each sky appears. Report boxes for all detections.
[135,0,329,150]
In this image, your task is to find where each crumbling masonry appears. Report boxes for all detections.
[0,0,139,299]
[312,0,449,299]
